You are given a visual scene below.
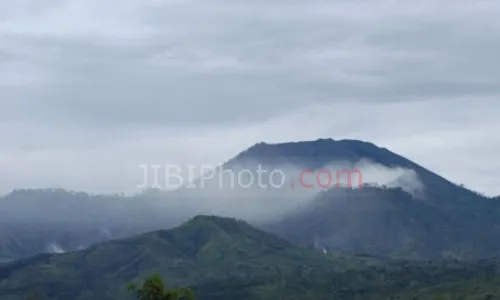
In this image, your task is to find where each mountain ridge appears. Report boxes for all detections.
[1,138,498,262]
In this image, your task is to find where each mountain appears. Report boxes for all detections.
[1,215,500,300]
[159,138,430,223]
[265,185,500,259]
[2,138,499,261]
[229,139,500,259]
[232,138,482,202]
[0,215,381,300]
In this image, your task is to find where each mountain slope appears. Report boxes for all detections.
[2,216,500,300]
[232,138,483,202]
[266,186,500,259]
[0,215,383,300]
[233,139,500,259]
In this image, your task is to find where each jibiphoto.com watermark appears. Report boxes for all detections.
[136,164,363,191]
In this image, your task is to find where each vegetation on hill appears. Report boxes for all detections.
[266,186,500,259]
[1,215,500,300]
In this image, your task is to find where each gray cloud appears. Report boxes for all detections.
[0,0,499,195]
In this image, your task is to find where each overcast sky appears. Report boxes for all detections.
[1,0,499,195]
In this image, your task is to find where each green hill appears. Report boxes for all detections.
[2,215,500,300]
[0,215,382,300]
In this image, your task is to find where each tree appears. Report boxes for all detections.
[128,274,196,300]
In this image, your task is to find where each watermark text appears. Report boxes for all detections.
[136,164,363,191]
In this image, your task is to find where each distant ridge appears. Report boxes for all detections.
[227,138,500,259]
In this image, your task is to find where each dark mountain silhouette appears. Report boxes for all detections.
[231,138,483,203]
[237,139,500,259]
